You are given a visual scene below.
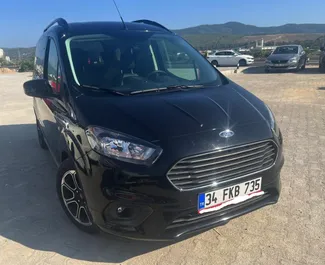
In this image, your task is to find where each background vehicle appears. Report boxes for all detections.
[23,18,283,240]
[207,50,254,67]
[319,46,325,72]
[265,45,307,72]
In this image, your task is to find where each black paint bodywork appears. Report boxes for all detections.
[31,21,284,240]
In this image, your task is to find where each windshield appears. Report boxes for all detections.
[273,46,298,55]
[65,32,221,93]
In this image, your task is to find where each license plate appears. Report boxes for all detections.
[198,177,264,214]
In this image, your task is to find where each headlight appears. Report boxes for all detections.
[289,57,298,63]
[265,105,280,137]
[85,126,162,165]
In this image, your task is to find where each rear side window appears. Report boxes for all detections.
[47,40,61,94]
[34,36,48,79]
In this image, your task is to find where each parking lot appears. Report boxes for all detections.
[0,67,325,265]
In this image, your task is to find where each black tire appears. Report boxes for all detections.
[36,120,48,150]
[293,66,300,73]
[56,158,99,234]
[211,60,219,67]
[239,59,247,66]
[301,61,306,70]
[265,68,270,73]
[319,63,325,73]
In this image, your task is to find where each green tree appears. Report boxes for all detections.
[18,60,34,72]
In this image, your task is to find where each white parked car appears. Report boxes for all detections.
[207,50,254,67]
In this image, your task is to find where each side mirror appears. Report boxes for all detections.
[23,79,57,98]
[320,47,325,52]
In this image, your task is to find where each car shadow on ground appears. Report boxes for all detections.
[0,124,173,263]
[241,66,323,75]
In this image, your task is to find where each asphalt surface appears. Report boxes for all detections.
[0,69,325,264]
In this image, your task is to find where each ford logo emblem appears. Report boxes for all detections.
[219,129,234,138]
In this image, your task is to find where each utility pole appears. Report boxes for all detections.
[18,48,21,62]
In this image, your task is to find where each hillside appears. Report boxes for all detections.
[182,33,325,50]
[174,22,325,35]
[175,22,325,50]
[3,47,35,61]
[239,33,323,43]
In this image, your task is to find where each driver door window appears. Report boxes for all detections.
[215,52,226,65]
[47,40,61,95]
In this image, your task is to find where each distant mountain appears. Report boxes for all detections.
[182,33,325,50]
[174,22,325,36]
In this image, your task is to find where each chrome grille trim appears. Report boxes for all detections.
[167,140,278,191]
[272,60,288,64]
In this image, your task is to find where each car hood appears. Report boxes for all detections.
[267,54,297,61]
[73,83,271,143]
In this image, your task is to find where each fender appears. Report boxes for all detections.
[56,112,91,176]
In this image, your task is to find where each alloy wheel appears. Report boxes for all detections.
[61,170,92,226]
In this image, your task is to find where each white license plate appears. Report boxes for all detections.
[198,177,264,214]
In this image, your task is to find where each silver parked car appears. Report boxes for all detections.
[265,45,307,73]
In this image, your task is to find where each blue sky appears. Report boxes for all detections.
[1,0,325,47]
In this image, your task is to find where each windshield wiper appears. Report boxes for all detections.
[80,85,127,96]
[130,85,204,95]
[167,84,204,90]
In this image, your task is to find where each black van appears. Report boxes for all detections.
[24,18,284,240]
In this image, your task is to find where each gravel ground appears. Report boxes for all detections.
[0,68,325,265]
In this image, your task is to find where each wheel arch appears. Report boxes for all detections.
[58,130,91,175]
[211,59,219,66]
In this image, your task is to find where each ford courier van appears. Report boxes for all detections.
[23,18,284,240]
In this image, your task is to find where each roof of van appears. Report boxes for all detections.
[47,21,172,35]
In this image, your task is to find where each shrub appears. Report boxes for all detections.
[18,60,34,72]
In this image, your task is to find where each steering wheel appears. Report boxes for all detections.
[147,70,169,80]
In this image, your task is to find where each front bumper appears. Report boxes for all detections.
[76,141,284,241]
[265,62,298,70]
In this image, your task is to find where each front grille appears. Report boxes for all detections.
[167,141,277,190]
[272,60,288,64]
